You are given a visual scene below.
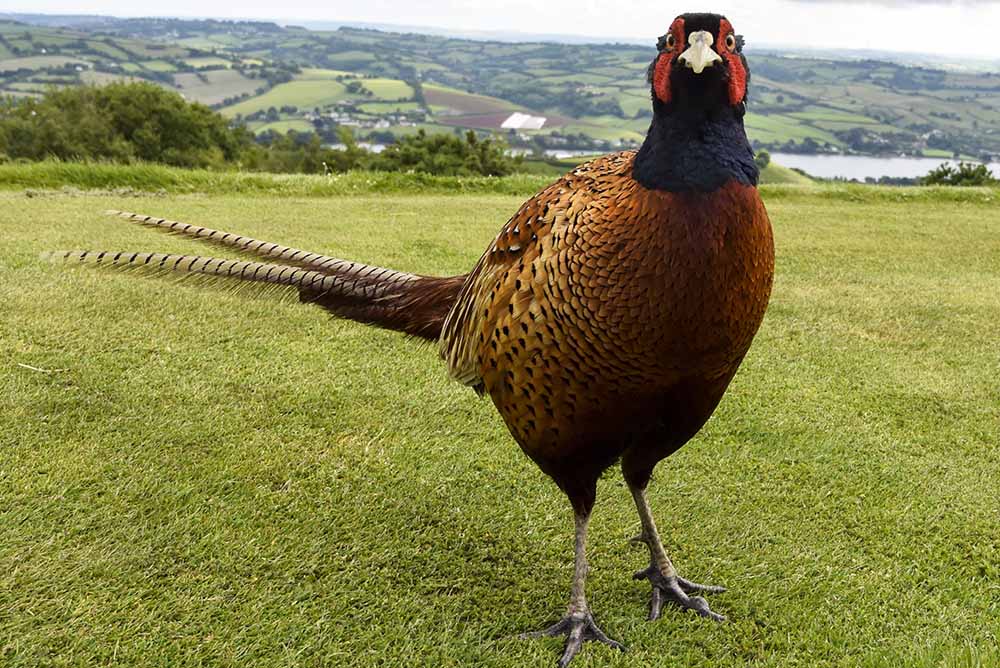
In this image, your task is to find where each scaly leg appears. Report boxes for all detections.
[521,509,625,667]
[628,483,726,622]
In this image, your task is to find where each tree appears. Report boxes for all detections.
[0,82,252,168]
[922,162,996,186]
[370,129,521,176]
[754,150,771,169]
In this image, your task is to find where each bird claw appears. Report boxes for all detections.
[520,611,626,667]
[633,565,726,622]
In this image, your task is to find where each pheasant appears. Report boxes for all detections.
[49,12,773,666]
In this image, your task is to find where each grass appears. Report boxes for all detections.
[220,73,413,118]
[298,68,355,79]
[173,70,261,107]
[326,50,377,65]
[2,181,999,667]
[758,162,814,185]
[183,57,232,69]
[2,161,999,204]
[356,102,423,113]
[250,119,316,135]
[423,83,518,115]
[560,123,646,144]
[0,162,554,197]
[2,20,997,157]
[0,55,88,71]
[140,60,177,73]
[361,78,413,100]
[221,80,349,118]
[744,113,843,147]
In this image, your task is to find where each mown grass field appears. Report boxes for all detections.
[2,176,999,667]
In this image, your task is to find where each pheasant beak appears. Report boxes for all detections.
[678,30,722,74]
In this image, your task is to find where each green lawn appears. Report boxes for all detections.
[2,183,999,667]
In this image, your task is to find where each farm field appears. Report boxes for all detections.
[2,16,999,159]
[220,72,413,119]
[248,119,316,135]
[221,79,349,118]
[2,179,999,667]
[173,69,261,107]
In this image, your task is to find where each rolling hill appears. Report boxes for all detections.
[1,14,998,161]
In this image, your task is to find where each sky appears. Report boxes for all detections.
[7,0,1000,59]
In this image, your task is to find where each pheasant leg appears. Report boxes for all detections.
[628,484,726,622]
[521,510,625,667]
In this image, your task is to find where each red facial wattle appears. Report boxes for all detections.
[717,18,747,105]
[652,18,685,105]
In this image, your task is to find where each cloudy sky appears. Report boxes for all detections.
[10,1,1000,58]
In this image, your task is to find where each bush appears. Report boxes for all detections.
[922,162,996,186]
[0,82,252,168]
[0,83,522,177]
[371,130,521,177]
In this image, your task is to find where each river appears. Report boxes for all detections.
[771,153,1000,181]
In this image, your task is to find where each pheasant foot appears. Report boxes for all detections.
[521,611,625,668]
[633,564,726,621]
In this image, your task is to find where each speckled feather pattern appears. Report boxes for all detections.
[441,151,773,490]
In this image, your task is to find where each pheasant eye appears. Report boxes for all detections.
[725,34,737,52]
[665,34,676,51]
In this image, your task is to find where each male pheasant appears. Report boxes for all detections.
[50,13,774,666]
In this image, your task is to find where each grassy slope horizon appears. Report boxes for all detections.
[2,183,999,666]
[7,160,1000,203]
[0,157,816,193]
[2,17,998,159]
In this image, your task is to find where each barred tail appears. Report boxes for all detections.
[47,213,468,341]
[104,210,351,272]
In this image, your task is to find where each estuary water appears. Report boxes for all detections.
[771,152,1000,180]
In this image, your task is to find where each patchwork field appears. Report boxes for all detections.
[220,72,414,119]
[0,54,87,71]
[423,83,518,115]
[221,79,349,118]
[2,178,998,667]
[2,17,998,158]
[173,69,261,107]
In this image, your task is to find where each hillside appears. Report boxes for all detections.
[1,14,998,160]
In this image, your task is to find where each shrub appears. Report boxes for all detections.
[922,162,996,186]
[0,82,252,168]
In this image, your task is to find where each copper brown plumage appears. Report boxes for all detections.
[49,12,774,666]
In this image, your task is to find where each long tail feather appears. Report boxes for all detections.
[45,249,419,299]
[46,244,467,341]
[104,210,353,274]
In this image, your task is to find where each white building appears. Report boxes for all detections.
[501,112,547,131]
